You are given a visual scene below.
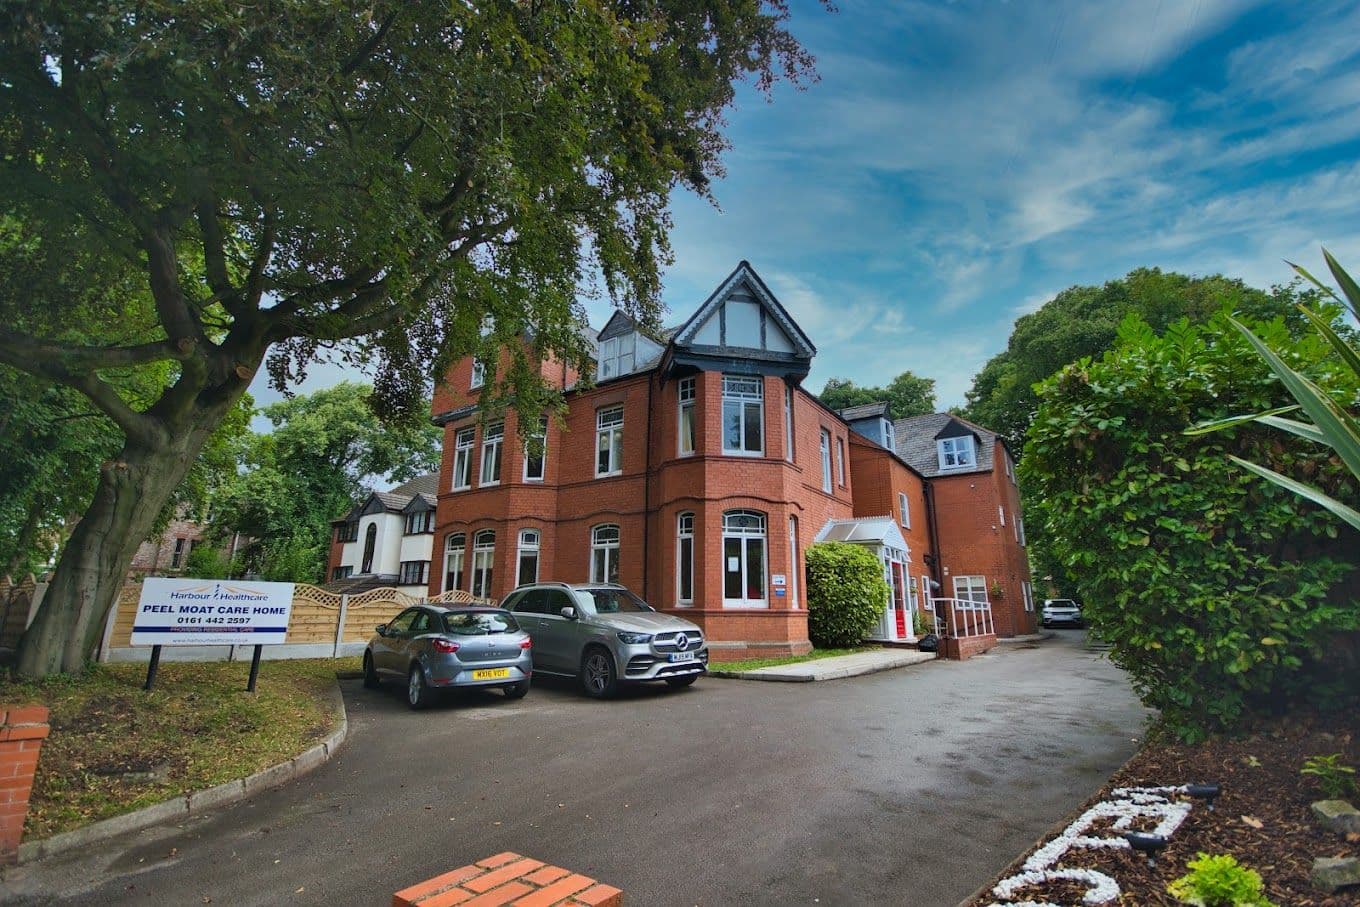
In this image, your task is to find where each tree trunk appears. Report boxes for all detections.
[15,415,220,677]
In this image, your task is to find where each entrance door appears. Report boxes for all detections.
[891,561,907,639]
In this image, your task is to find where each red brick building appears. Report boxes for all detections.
[355,262,1034,657]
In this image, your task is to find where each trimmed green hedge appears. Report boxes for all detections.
[806,541,889,648]
[1022,312,1358,739]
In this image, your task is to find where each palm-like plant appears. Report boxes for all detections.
[1187,249,1360,530]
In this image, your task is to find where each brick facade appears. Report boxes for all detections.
[426,263,1035,656]
[128,517,206,575]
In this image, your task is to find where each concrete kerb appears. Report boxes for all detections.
[16,677,348,865]
[995,631,1056,644]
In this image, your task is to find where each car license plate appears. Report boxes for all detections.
[472,668,511,680]
[668,652,696,663]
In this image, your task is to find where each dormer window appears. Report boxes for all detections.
[470,358,485,389]
[938,436,976,470]
[597,332,636,381]
[883,420,896,450]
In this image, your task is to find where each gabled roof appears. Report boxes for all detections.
[892,413,998,478]
[336,472,440,522]
[401,492,437,513]
[837,402,890,422]
[672,261,816,357]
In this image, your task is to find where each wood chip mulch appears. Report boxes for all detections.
[967,711,1360,905]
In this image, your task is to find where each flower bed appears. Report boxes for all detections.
[969,712,1360,905]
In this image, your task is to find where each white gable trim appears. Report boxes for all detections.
[674,262,816,356]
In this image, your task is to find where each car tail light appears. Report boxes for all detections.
[519,639,532,650]
[432,638,460,653]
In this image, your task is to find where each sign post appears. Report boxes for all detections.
[131,578,295,691]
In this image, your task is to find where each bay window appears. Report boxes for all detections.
[596,406,623,476]
[480,420,504,485]
[590,524,620,584]
[452,428,474,490]
[676,512,694,605]
[471,530,495,598]
[722,510,767,607]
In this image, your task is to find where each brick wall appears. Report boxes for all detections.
[128,518,206,574]
[393,852,621,907]
[929,455,1036,638]
[0,705,49,863]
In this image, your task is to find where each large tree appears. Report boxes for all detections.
[818,371,937,420]
[961,268,1317,448]
[213,383,441,582]
[0,1,826,675]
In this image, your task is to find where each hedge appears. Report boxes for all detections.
[805,541,889,649]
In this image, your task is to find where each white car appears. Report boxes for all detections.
[1041,599,1084,628]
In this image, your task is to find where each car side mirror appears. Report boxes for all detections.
[559,606,577,620]
[375,623,388,637]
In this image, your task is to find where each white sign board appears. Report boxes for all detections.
[771,574,786,587]
[130,578,295,647]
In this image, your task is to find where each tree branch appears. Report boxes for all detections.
[0,330,192,372]
[341,10,400,75]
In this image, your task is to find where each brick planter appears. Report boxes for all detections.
[942,634,996,660]
[394,852,622,907]
[0,705,50,864]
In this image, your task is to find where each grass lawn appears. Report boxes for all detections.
[0,656,358,840]
[709,646,875,674]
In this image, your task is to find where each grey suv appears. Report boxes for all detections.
[503,583,707,698]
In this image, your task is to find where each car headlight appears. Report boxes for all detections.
[617,632,653,645]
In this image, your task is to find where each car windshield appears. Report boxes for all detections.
[442,611,519,635]
[584,589,654,614]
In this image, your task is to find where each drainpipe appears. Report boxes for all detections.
[641,371,654,603]
[923,480,944,592]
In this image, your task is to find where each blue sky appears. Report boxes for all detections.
[253,0,1360,414]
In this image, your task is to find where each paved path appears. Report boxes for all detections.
[2,631,1147,907]
[723,647,936,681]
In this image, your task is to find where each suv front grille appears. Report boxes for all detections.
[653,631,704,653]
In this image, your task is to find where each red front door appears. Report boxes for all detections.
[892,562,907,637]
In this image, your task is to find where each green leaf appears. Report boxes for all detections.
[1323,247,1360,321]
[1297,304,1360,378]
[1227,316,1360,479]
[1227,456,1360,531]
[1185,405,1299,436]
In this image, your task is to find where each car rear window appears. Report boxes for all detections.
[442,611,519,635]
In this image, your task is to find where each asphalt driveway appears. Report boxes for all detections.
[3,631,1148,906]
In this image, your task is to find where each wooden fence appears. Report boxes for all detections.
[0,576,492,664]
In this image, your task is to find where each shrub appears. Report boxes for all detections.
[1021,311,1358,739]
[1301,753,1358,799]
[805,542,889,648]
[1167,853,1275,906]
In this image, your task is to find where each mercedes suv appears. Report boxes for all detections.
[502,583,708,698]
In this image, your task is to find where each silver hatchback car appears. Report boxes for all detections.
[503,583,707,698]
[363,605,532,709]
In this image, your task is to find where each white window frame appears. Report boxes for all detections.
[953,575,989,609]
[404,510,433,535]
[722,510,767,608]
[938,436,976,470]
[590,524,620,584]
[442,533,466,593]
[471,530,495,598]
[470,358,485,389]
[597,333,636,381]
[1022,580,1034,612]
[516,529,540,587]
[835,437,846,486]
[676,512,694,606]
[523,417,547,482]
[721,375,765,456]
[1017,515,1026,547]
[998,505,1006,527]
[883,420,896,450]
[479,421,504,486]
[678,378,696,457]
[788,516,799,609]
[596,406,624,477]
[820,429,832,492]
[898,492,911,530]
[784,386,794,463]
[452,428,474,490]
